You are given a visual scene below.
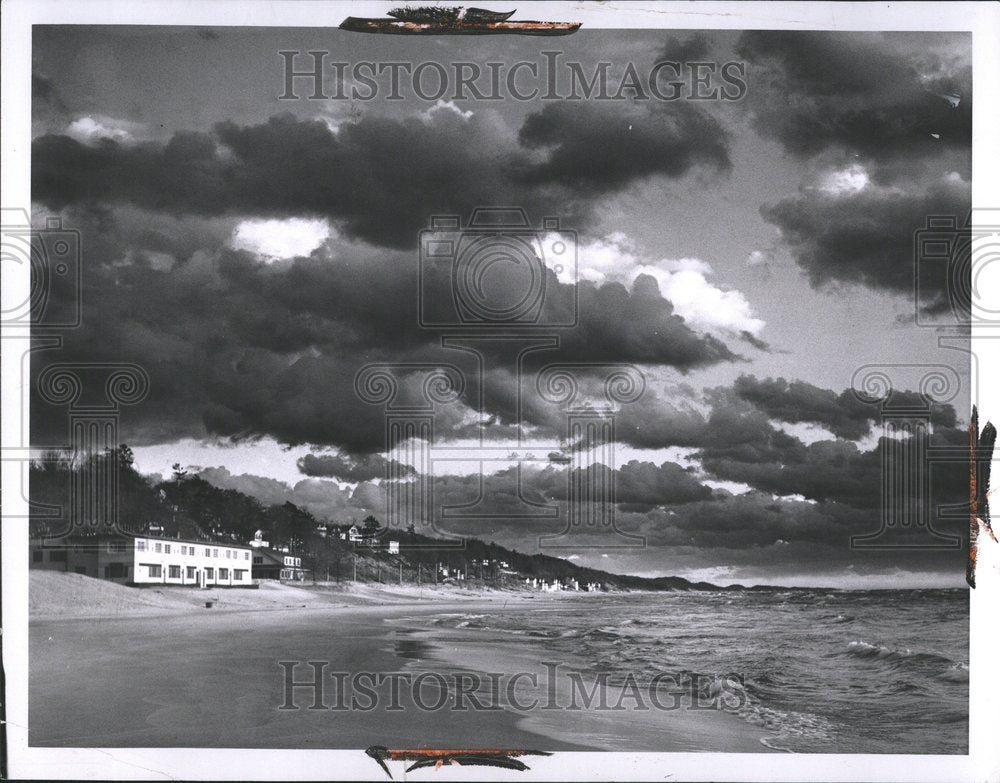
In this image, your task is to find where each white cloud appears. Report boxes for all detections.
[230,217,332,260]
[65,115,144,145]
[637,266,765,337]
[817,163,870,195]
[571,233,764,337]
[746,249,775,267]
[421,99,474,122]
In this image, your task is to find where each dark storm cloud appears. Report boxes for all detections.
[197,466,355,518]
[619,491,965,578]
[33,101,731,249]
[736,31,972,165]
[558,276,736,365]
[659,33,711,63]
[193,463,964,578]
[732,374,957,441]
[29,207,737,453]
[697,415,966,514]
[32,74,56,101]
[516,100,730,191]
[613,386,709,449]
[602,460,713,510]
[761,175,970,307]
[737,31,972,305]
[297,452,415,482]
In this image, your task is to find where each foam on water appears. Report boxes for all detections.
[411,588,969,753]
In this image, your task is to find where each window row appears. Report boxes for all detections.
[134,541,251,560]
[141,564,248,580]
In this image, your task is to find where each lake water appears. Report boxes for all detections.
[412,588,969,753]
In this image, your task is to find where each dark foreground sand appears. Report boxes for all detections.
[29,573,772,751]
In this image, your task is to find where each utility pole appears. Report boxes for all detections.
[398,561,402,585]
[353,554,357,582]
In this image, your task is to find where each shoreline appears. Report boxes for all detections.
[28,573,776,752]
[384,616,777,753]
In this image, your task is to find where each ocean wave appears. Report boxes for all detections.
[737,693,836,752]
[843,640,961,678]
[581,628,625,642]
[846,640,910,659]
[938,662,969,683]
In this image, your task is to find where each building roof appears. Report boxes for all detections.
[32,531,252,551]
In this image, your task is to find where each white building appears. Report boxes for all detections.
[133,536,253,587]
[31,533,254,588]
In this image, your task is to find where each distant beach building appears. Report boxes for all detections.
[249,529,269,548]
[388,540,400,554]
[250,548,311,582]
[30,533,253,588]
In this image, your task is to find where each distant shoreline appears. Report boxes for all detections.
[28,571,969,623]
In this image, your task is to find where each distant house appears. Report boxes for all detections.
[30,533,254,588]
[249,529,270,549]
[251,548,311,582]
[388,540,400,555]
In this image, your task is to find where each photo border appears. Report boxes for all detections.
[2,2,997,781]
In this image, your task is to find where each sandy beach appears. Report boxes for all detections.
[29,573,773,751]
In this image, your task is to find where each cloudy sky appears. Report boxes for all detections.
[30,26,973,587]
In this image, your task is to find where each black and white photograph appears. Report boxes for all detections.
[2,2,999,781]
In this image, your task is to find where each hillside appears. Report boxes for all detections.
[26,449,762,593]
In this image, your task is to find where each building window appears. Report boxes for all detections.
[226,550,231,558]
[253,555,263,564]
[244,552,250,560]
[204,547,211,557]
[107,540,126,553]
[108,562,127,578]
[234,569,246,580]
[49,550,67,562]
[32,550,43,563]
[154,543,162,553]
[146,564,162,578]
[166,544,173,554]
[186,566,196,579]
[168,565,181,579]
[219,568,229,580]
[136,540,146,551]
[205,568,214,579]
[213,548,219,558]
